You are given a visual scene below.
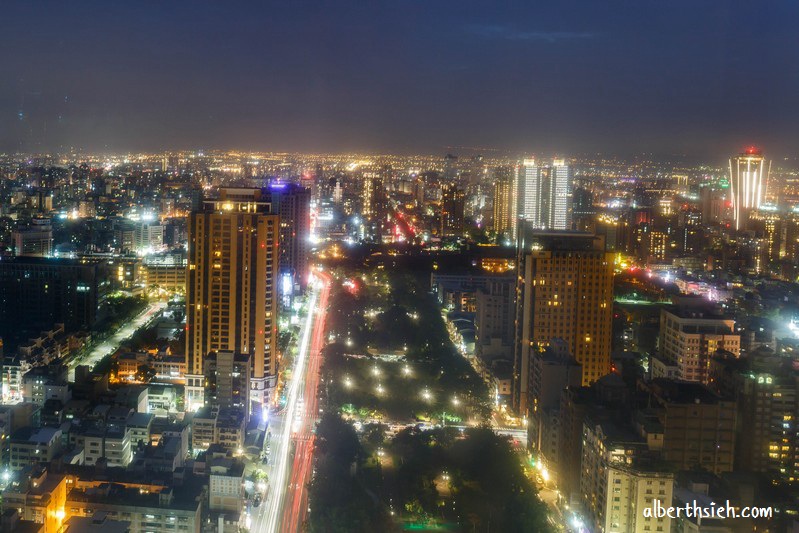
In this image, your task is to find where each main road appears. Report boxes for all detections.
[68,300,166,381]
[281,270,330,532]
[252,271,330,533]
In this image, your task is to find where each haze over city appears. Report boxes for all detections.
[3,1,799,156]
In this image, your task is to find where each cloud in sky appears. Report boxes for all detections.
[467,24,597,43]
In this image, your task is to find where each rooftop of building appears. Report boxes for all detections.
[147,384,179,396]
[712,349,791,377]
[517,228,606,253]
[71,420,128,440]
[10,426,60,444]
[107,406,134,420]
[538,340,580,365]
[563,385,595,405]
[202,189,273,213]
[66,480,203,512]
[150,418,188,434]
[1,510,43,533]
[131,436,182,463]
[52,462,171,487]
[117,352,148,361]
[63,512,131,533]
[126,412,154,428]
[594,372,626,390]
[648,379,724,405]
[216,407,245,428]
[207,510,242,526]
[114,385,147,400]
[204,443,231,457]
[619,457,675,476]
[22,361,68,379]
[5,467,66,497]
[663,297,731,321]
[264,181,310,194]
[90,404,111,418]
[208,456,245,477]
[192,405,217,421]
[585,410,644,447]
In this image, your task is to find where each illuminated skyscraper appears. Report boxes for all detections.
[361,167,389,241]
[440,183,465,236]
[362,173,378,219]
[517,158,571,230]
[730,148,770,230]
[186,188,279,412]
[264,182,311,292]
[492,165,517,241]
[514,228,614,414]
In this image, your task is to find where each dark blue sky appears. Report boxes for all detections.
[2,1,798,158]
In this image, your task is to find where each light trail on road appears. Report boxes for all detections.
[281,270,330,532]
[260,272,329,533]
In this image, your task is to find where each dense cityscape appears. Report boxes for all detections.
[3,2,799,532]
[0,148,798,533]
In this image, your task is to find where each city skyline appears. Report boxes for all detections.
[3,4,799,532]
[1,131,798,532]
[3,2,799,156]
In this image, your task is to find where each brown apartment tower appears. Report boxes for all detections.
[186,188,279,412]
[514,226,614,414]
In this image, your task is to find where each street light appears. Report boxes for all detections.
[422,388,432,402]
[344,376,353,389]
[451,396,460,407]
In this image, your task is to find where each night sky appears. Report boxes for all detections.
[2,1,799,157]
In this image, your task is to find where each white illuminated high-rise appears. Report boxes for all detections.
[517,158,571,230]
[729,148,770,230]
